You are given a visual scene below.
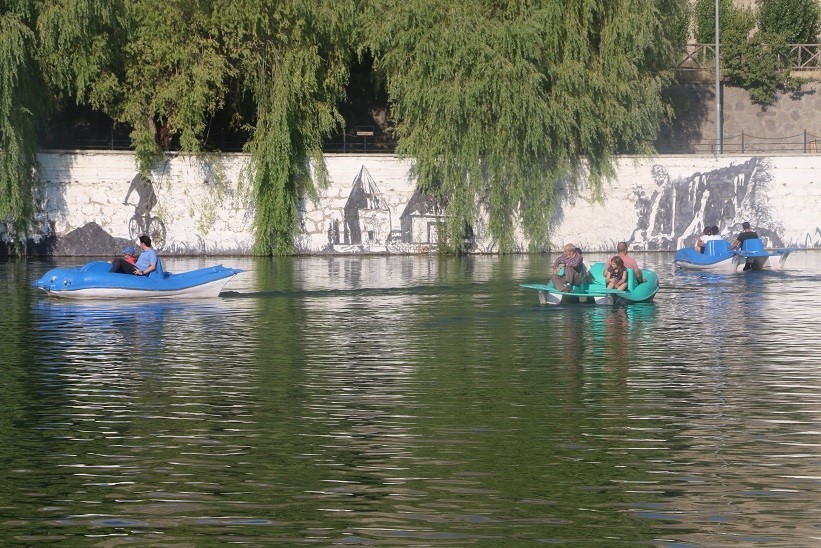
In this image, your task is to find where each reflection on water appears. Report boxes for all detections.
[1,253,819,544]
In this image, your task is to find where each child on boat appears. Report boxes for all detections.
[122,246,137,265]
[605,256,628,291]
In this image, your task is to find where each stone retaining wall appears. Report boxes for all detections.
[658,83,821,153]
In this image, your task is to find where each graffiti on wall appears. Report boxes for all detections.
[629,157,785,251]
[123,174,165,250]
[806,227,821,247]
[326,166,446,252]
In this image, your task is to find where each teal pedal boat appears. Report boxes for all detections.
[521,262,659,305]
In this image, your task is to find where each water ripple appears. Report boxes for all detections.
[1,253,819,544]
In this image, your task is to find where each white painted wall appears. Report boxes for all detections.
[37,151,254,254]
[25,150,821,255]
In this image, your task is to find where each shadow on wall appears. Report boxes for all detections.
[0,221,130,258]
[49,222,132,257]
[123,174,166,251]
[655,84,712,154]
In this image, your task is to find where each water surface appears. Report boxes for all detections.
[1,252,820,545]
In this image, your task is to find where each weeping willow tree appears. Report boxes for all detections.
[238,0,356,254]
[4,0,681,255]
[36,0,125,112]
[38,0,235,173]
[33,0,355,255]
[0,2,47,246]
[364,0,686,252]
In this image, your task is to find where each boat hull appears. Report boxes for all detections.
[673,249,741,272]
[674,238,792,272]
[33,261,243,299]
[521,263,659,305]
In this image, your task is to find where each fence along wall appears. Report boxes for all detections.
[5,151,820,256]
[658,82,821,154]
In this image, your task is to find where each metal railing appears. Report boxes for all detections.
[677,43,821,72]
[657,130,821,155]
[51,132,821,156]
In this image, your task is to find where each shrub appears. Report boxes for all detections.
[693,0,798,106]
[758,0,820,44]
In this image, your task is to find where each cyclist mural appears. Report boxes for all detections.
[123,174,166,250]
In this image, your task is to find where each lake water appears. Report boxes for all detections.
[1,251,820,545]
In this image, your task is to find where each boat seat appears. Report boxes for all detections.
[147,258,168,279]
[626,267,636,291]
[588,262,606,285]
[705,239,731,256]
[742,238,765,253]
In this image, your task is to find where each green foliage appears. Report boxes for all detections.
[666,0,692,53]
[724,29,794,105]
[122,0,235,172]
[758,0,820,44]
[364,0,683,252]
[36,0,126,109]
[693,0,734,44]
[695,0,797,106]
[241,0,355,254]
[32,0,354,255]
[0,0,687,254]
[0,7,47,246]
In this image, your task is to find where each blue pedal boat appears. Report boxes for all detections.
[521,262,659,305]
[33,260,243,299]
[674,238,792,273]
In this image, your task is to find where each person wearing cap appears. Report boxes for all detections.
[110,235,158,276]
[122,246,137,265]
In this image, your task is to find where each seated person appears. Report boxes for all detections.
[121,245,137,265]
[551,243,584,291]
[110,235,158,276]
[615,241,643,283]
[729,222,759,250]
[604,256,629,291]
[695,227,711,253]
[697,225,724,252]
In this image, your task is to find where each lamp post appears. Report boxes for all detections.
[715,0,723,154]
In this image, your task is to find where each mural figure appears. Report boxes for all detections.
[327,219,341,246]
[342,166,391,249]
[630,157,784,251]
[805,227,821,248]
[124,174,166,250]
[329,165,446,252]
[399,189,447,246]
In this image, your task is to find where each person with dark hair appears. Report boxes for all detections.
[605,256,629,290]
[110,235,158,275]
[695,226,710,253]
[730,222,759,250]
[551,243,585,292]
[697,225,724,252]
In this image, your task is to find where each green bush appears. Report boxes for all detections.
[724,30,794,105]
[693,0,799,106]
[758,0,820,44]
[693,0,734,44]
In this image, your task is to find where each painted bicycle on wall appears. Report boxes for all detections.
[124,174,166,250]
